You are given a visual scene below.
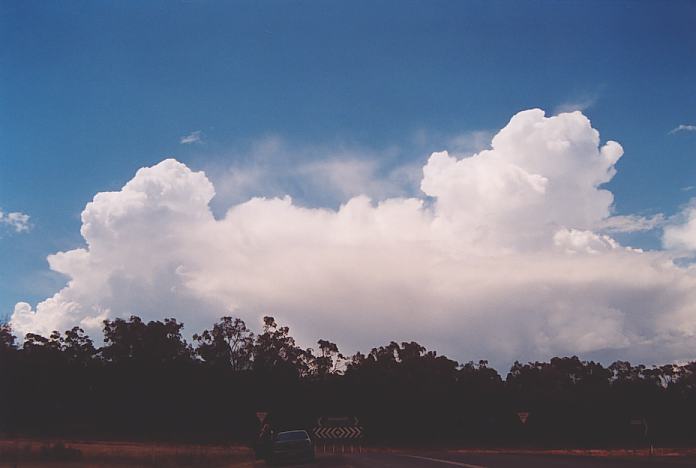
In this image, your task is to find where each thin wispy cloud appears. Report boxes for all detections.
[669,124,696,135]
[180,130,203,144]
[0,208,30,233]
[597,214,665,233]
[411,128,494,156]
[554,96,598,114]
[205,136,419,211]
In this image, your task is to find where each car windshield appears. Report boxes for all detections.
[275,431,309,442]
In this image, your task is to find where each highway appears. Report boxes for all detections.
[253,451,696,467]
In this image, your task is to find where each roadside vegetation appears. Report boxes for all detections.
[1,317,695,446]
[0,439,252,466]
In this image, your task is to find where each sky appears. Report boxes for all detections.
[2,0,696,369]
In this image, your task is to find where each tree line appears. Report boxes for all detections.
[1,315,696,446]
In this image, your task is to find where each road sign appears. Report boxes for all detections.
[630,416,648,437]
[313,426,363,439]
[256,411,268,423]
[317,416,359,427]
[517,411,530,424]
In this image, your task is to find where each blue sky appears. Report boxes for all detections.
[1,0,695,351]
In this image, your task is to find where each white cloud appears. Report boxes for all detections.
[180,130,203,144]
[597,214,665,233]
[12,109,696,369]
[669,124,696,135]
[0,208,30,233]
[664,201,696,251]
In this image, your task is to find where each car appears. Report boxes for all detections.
[268,430,315,464]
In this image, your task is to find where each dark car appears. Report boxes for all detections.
[268,430,315,464]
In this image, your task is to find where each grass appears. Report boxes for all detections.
[0,438,255,467]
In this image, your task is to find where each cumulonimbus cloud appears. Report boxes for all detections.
[11,109,696,368]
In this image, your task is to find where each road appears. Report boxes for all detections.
[253,451,696,467]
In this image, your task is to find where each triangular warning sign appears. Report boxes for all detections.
[517,411,530,424]
[256,411,268,423]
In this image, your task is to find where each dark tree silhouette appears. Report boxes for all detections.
[60,326,96,365]
[2,315,696,446]
[101,316,191,364]
[22,331,62,359]
[193,316,254,370]
[311,339,344,377]
[252,316,307,375]
[0,322,16,351]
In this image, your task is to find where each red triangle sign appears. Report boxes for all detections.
[517,411,530,424]
[256,411,268,423]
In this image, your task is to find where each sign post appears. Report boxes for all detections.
[313,416,363,454]
[630,416,650,453]
[516,411,530,425]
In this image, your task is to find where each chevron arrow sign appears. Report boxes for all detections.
[313,425,363,439]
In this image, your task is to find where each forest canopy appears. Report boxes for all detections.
[1,316,695,446]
